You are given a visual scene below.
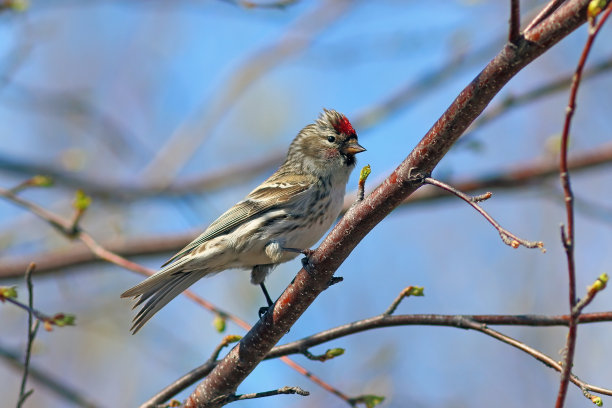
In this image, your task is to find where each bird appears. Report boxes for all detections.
[121,109,365,333]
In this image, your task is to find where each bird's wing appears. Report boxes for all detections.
[161,172,316,267]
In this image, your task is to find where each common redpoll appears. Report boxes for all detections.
[121,109,365,333]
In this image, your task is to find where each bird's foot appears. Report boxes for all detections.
[258,282,274,319]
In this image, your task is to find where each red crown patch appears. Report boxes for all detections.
[333,115,356,136]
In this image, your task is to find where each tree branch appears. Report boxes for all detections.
[209,386,308,406]
[423,177,544,250]
[0,150,283,201]
[556,4,612,406]
[17,263,39,408]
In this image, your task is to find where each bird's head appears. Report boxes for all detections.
[285,109,365,175]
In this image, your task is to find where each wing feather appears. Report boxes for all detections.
[161,172,316,266]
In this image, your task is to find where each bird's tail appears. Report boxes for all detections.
[121,259,204,334]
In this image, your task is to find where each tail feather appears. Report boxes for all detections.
[129,272,200,334]
[121,257,191,299]
[121,257,204,334]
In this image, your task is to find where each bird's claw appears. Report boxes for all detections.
[301,248,315,257]
[327,276,343,288]
[259,305,271,319]
[301,255,315,276]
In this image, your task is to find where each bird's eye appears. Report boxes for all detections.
[327,136,336,143]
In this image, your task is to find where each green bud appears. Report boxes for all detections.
[52,313,76,327]
[73,190,92,211]
[212,315,226,333]
[588,0,607,18]
[30,175,53,187]
[359,165,371,182]
[362,395,385,408]
[223,335,242,344]
[407,286,424,297]
[325,348,345,359]
[590,273,608,292]
[0,286,18,300]
[9,0,28,11]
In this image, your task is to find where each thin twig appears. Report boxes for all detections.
[524,0,565,32]
[210,336,242,363]
[300,348,344,362]
[17,262,39,408]
[383,286,424,316]
[0,343,98,407]
[423,177,544,250]
[574,274,608,315]
[4,296,53,324]
[467,57,612,135]
[556,5,612,407]
[509,0,521,43]
[2,268,75,332]
[209,386,309,405]
[278,356,353,403]
[465,319,612,398]
[357,165,371,202]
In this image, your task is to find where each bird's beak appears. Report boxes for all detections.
[341,141,366,155]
